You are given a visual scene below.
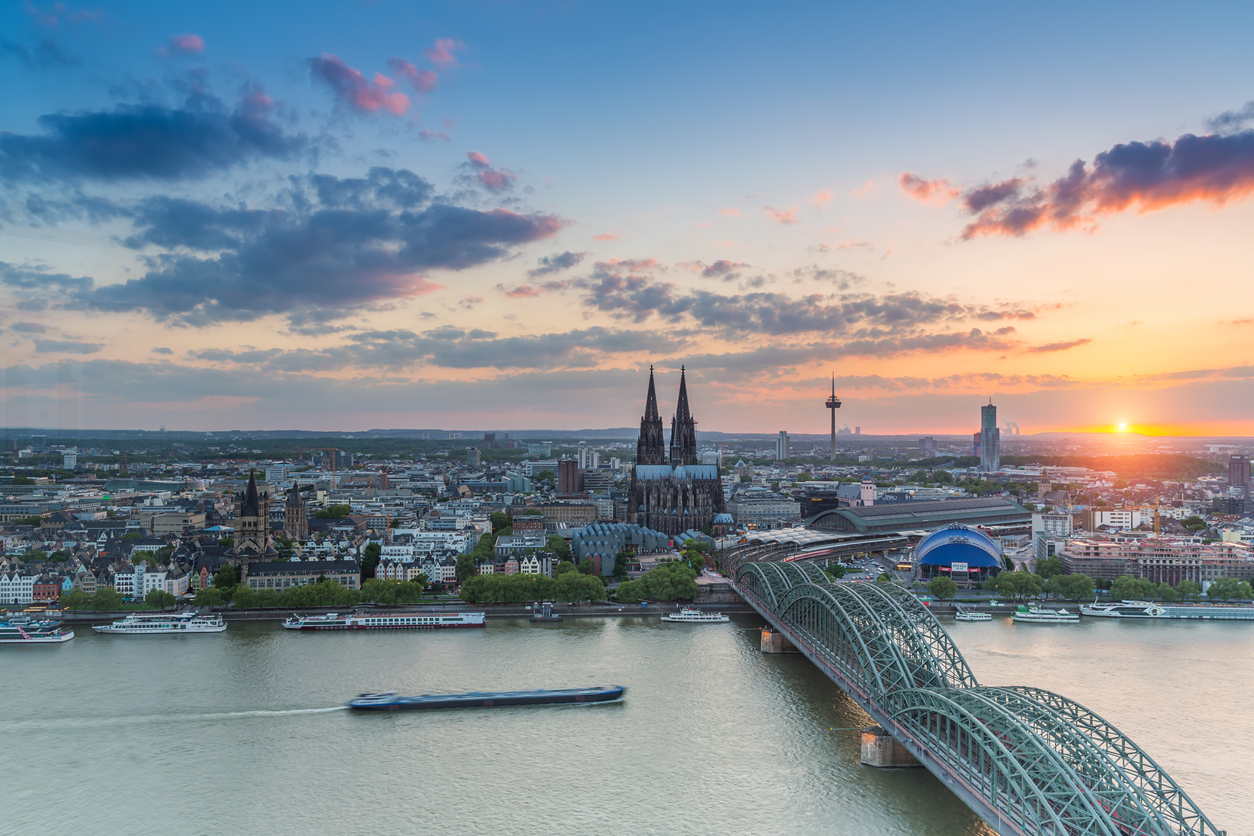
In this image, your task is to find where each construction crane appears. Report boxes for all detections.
[297,448,340,482]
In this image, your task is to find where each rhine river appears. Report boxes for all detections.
[3,613,1251,835]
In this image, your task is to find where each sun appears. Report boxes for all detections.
[1117,422,1129,432]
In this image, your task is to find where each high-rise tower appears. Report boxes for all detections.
[825,375,842,462]
[636,366,667,466]
[979,400,1001,472]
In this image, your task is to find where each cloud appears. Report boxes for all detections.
[0,262,93,294]
[809,190,832,207]
[387,58,438,94]
[700,259,746,280]
[1026,338,1092,353]
[419,129,451,141]
[761,205,798,224]
[463,151,517,192]
[0,36,80,70]
[55,168,565,326]
[424,38,464,67]
[898,172,959,204]
[499,284,542,298]
[159,34,205,57]
[528,251,586,278]
[1207,102,1254,133]
[152,346,173,355]
[10,321,48,333]
[955,120,1254,239]
[24,3,103,28]
[0,92,304,182]
[309,54,410,116]
[850,180,876,198]
[592,233,619,241]
[719,207,740,217]
[32,338,102,354]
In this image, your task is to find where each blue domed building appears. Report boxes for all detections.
[913,525,1003,585]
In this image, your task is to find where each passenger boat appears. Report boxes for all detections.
[661,606,729,623]
[1081,600,1254,621]
[93,612,227,634]
[953,606,992,622]
[0,617,74,643]
[347,685,625,711]
[283,611,486,631]
[1012,605,1079,623]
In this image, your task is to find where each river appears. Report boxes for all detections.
[2,614,1249,835]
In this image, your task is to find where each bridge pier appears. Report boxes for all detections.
[760,627,796,654]
[860,726,921,769]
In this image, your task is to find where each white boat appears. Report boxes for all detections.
[93,612,227,634]
[0,618,74,643]
[283,611,486,630]
[1012,605,1079,624]
[953,606,992,622]
[1080,601,1165,618]
[660,606,729,623]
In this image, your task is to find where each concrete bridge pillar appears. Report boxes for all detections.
[860,726,921,768]
[760,628,796,654]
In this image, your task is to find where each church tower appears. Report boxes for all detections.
[636,365,667,466]
[284,485,308,541]
[232,471,273,562]
[669,366,699,466]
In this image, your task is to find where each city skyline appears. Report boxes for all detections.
[2,1,1253,435]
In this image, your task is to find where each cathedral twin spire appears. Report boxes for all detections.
[637,365,698,467]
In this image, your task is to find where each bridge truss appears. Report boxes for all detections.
[724,555,1224,836]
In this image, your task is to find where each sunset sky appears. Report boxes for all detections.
[2,0,1252,435]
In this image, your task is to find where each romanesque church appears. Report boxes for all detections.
[627,366,725,536]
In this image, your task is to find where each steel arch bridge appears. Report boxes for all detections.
[725,557,1225,836]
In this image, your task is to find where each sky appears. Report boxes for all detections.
[1,0,1252,436]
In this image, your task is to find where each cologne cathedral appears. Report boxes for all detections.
[627,366,726,536]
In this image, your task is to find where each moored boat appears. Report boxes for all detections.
[283,611,486,631]
[347,685,625,711]
[0,618,74,644]
[1081,600,1254,620]
[661,606,729,623]
[953,606,992,622]
[93,612,226,634]
[1012,605,1079,624]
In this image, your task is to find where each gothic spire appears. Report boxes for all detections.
[644,364,660,423]
[241,470,261,518]
[674,365,691,423]
[670,365,699,466]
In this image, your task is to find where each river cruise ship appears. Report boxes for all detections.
[1012,605,1079,624]
[953,606,992,622]
[1081,601,1254,620]
[93,612,227,634]
[0,617,74,643]
[283,611,486,631]
[661,606,729,623]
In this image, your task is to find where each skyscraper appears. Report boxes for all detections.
[1231,455,1251,496]
[979,400,1000,472]
[775,431,790,460]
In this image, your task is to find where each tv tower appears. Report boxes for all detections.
[825,375,842,462]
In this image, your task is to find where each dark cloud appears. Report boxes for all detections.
[527,251,586,279]
[151,346,173,355]
[950,119,1254,239]
[0,262,94,293]
[32,338,102,354]
[72,169,564,325]
[9,321,48,333]
[0,92,304,182]
[0,37,80,71]
[1207,102,1254,134]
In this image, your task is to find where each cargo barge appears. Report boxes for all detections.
[348,685,625,711]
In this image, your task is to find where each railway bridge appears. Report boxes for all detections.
[722,555,1225,836]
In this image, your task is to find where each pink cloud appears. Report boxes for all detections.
[500,285,542,298]
[467,151,491,167]
[810,189,832,207]
[850,180,876,198]
[387,58,438,94]
[419,129,451,142]
[719,207,741,217]
[898,172,959,204]
[25,2,103,27]
[309,54,410,116]
[169,34,204,54]
[424,38,464,66]
[593,233,620,241]
[761,205,799,224]
[466,151,517,191]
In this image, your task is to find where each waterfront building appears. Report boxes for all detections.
[1058,536,1254,584]
[627,366,726,536]
[244,560,360,591]
[569,521,673,575]
[913,524,1004,585]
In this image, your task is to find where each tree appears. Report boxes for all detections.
[547,535,571,561]
[1176,579,1202,602]
[1035,556,1065,580]
[987,571,1042,601]
[194,586,224,608]
[13,515,43,527]
[213,563,239,590]
[739,474,751,483]
[927,577,958,601]
[145,589,176,610]
[456,552,477,583]
[535,469,555,484]
[313,504,352,520]
[490,511,510,533]
[876,572,895,584]
[577,557,595,575]
[60,588,90,611]
[92,586,123,611]
[131,554,150,566]
[26,549,48,562]
[823,564,847,581]
[1205,577,1253,602]
[230,584,257,607]
[218,537,234,548]
[1057,573,1095,602]
[361,542,382,581]
[48,550,69,563]
[555,560,576,576]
